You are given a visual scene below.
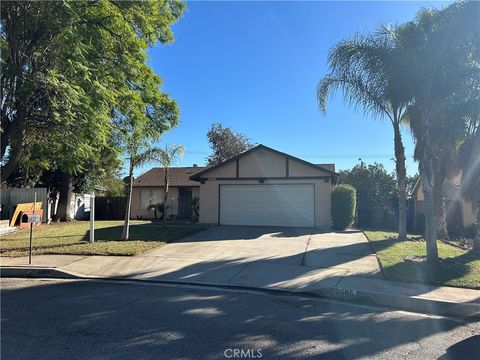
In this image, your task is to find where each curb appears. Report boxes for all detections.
[2,266,479,320]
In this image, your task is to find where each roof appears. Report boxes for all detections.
[133,167,206,187]
[190,144,339,182]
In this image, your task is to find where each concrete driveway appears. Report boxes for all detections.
[127,226,382,288]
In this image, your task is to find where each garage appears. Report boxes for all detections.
[190,144,338,228]
[219,184,315,227]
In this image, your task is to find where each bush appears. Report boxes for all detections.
[331,184,357,230]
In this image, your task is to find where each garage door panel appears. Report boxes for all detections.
[219,184,314,227]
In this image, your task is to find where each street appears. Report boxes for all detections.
[1,278,479,360]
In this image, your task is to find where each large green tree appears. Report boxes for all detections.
[318,29,410,239]
[1,0,184,219]
[206,123,255,167]
[339,162,397,230]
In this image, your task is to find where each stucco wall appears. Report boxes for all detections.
[289,160,330,177]
[414,180,476,228]
[462,201,476,227]
[239,150,286,177]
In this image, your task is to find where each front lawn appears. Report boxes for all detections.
[0,221,204,257]
[364,230,480,289]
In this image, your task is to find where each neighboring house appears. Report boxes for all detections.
[411,176,476,234]
[131,166,205,220]
[189,144,338,228]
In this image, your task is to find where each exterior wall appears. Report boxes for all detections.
[462,201,476,227]
[414,180,476,229]
[199,179,332,228]
[202,161,236,178]
[131,187,179,219]
[289,160,330,177]
[239,150,286,177]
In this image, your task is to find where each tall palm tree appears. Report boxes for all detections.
[122,145,162,240]
[397,1,479,262]
[318,30,410,239]
[157,144,185,228]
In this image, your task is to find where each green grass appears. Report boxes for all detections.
[1,221,204,257]
[364,230,480,289]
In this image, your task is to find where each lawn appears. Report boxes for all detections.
[364,230,480,289]
[0,221,204,257]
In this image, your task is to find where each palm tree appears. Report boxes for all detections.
[397,1,479,262]
[122,145,162,240]
[157,144,185,228]
[318,30,410,239]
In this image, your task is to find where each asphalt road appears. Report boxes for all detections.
[1,278,479,360]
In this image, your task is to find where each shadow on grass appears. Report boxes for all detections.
[369,236,479,289]
[82,224,204,243]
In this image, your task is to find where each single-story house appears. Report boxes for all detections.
[131,166,205,220]
[411,176,476,234]
[189,144,338,228]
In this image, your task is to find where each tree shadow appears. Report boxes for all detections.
[369,236,479,289]
[80,224,204,243]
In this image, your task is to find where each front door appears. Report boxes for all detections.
[178,188,193,219]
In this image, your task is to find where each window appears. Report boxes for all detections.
[140,189,164,210]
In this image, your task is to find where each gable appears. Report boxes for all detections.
[191,145,336,180]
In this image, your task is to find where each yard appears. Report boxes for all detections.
[365,230,480,289]
[0,221,204,257]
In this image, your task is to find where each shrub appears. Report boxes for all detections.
[331,184,357,230]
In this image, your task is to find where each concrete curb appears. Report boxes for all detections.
[2,266,479,320]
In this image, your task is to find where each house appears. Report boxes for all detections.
[131,166,205,220]
[411,176,476,234]
[189,144,338,228]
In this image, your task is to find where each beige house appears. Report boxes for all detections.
[411,176,476,234]
[190,145,338,228]
[131,167,205,220]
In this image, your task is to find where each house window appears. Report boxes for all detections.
[140,189,164,210]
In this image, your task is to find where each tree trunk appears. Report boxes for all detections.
[422,164,439,264]
[393,121,407,240]
[433,173,448,240]
[163,168,169,229]
[57,172,74,221]
[121,163,134,241]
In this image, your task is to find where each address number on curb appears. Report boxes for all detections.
[333,288,357,297]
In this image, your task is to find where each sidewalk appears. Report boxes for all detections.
[2,254,479,319]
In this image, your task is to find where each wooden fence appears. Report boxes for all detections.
[95,197,126,220]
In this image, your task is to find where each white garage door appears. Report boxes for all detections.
[219,184,315,227]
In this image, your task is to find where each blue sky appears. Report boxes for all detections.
[144,0,449,177]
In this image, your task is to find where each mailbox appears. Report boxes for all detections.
[22,213,42,224]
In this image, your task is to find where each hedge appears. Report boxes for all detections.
[331,184,357,230]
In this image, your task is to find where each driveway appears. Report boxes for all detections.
[129,226,382,288]
[48,226,380,291]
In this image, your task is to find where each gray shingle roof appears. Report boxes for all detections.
[133,167,206,187]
